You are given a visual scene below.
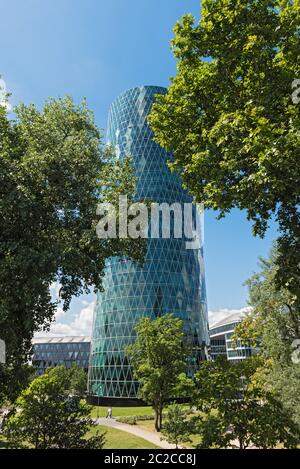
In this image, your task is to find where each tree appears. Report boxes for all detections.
[0,364,35,406]
[270,364,300,427]
[148,1,300,307]
[191,358,300,449]
[173,372,196,399]
[3,367,105,449]
[126,314,188,432]
[69,364,88,397]
[44,365,87,397]
[160,402,191,448]
[235,246,300,364]
[233,246,300,426]
[0,97,144,403]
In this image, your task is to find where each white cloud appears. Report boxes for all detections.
[34,299,95,338]
[50,281,61,301]
[54,306,65,320]
[0,78,12,112]
[34,296,251,339]
[208,307,252,327]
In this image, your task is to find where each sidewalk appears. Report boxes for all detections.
[92,417,181,449]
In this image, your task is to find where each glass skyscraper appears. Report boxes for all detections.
[88,86,209,405]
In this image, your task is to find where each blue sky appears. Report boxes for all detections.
[1,0,278,334]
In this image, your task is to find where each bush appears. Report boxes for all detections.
[116,408,193,425]
[116,416,137,425]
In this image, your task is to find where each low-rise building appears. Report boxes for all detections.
[209,311,258,361]
[32,336,90,374]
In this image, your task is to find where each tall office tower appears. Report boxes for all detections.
[88,86,209,405]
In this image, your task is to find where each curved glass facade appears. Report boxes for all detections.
[88,86,209,402]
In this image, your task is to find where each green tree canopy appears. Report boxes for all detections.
[0,97,144,402]
[192,357,300,449]
[3,367,105,449]
[234,246,300,426]
[160,402,191,448]
[45,364,88,397]
[126,314,188,432]
[148,0,300,304]
[235,246,300,363]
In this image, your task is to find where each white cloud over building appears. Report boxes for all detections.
[208,307,252,328]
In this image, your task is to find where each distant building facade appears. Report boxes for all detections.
[32,336,90,374]
[209,311,258,361]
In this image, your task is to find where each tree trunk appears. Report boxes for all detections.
[154,410,160,432]
[154,406,163,432]
[158,406,163,432]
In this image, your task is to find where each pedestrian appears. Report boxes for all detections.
[106,407,112,419]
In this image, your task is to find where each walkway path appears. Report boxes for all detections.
[93,418,258,449]
[93,417,180,449]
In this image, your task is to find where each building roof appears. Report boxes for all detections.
[209,310,247,331]
[32,336,90,344]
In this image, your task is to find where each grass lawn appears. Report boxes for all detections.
[88,425,159,449]
[135,419,156,431]
[135,419,200,448]
[0,426,159,450]
[89,403,192,419]
[134,411,203,449]
[88,403,200,448]
[89,405,154,419]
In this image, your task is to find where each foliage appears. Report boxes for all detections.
[116,415,137,425]
[47,364,88,397]
[233,246,300,425]
[192,357,300,449]
[160,402,191,448]
[148,0,300,306]
[173,372,196,399]
[68,364,88,397]
[126,314,188,432]
[235,246,300,363]
[0,96,145,403]
[116,407,192,425]
[270,364,300,427]
[3,368,105,449]
[0,363,35,406]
